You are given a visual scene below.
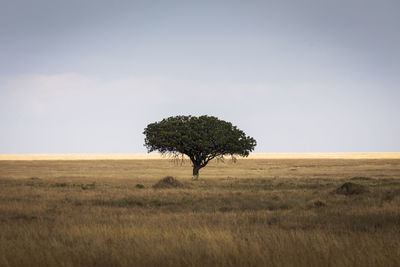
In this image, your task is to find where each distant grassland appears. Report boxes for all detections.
[1,152,400,160]
[0,156,400,266]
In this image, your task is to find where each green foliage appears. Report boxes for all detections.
[143,115,256,176]
[135,184,145,189]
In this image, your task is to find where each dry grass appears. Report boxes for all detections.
[0,157,400,266]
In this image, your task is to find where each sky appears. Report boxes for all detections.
[0,0,399,153]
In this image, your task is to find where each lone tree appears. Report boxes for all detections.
[143,115,256,179]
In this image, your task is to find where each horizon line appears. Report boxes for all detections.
[0,152,399,160]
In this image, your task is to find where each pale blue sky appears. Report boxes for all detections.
[1,0,399,153]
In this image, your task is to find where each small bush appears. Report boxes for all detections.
[136,184,145,189]
[313,200,326,207]
[334,182,369,195]
[81,183,95,190]
[53,183,68,187]
[219,206,233,212]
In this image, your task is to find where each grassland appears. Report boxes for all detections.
[0,156,400,266]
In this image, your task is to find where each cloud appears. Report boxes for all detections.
[0,73,399,153]
[0,73,274,119]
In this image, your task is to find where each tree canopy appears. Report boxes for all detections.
[143,115,256,179]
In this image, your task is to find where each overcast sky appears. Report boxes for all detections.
[1,0,399,153]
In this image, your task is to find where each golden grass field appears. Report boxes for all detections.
[1,153,400,267]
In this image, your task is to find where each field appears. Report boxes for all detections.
[1,155,400,266]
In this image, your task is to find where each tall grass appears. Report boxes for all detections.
[0,158,399,266]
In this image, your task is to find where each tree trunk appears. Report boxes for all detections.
[192,165,201,180]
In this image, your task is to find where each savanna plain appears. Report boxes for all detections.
[1,155,400,267]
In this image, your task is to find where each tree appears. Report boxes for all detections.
[143,115,256,179]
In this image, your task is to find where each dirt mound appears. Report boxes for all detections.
[153,176,184,189]
[334,182,369,195]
